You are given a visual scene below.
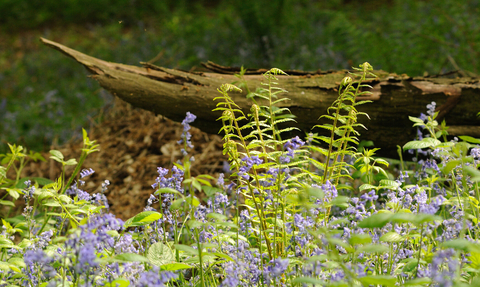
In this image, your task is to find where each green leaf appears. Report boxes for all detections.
[380,231,404,243]
[114,253,149,263]
[305,186,324,199]
[459,135,480,144]
[379,180,400,188]
[202,185,223,197]
[161,262,192,271]
[187,219,203,229]
[330,196,350,208]
[358,213,393,228]
[349,234,372,245]
[174,244,198,255]
[206,213,227,221]
[64,158,78,166]
[49,150,64,162]
[0,200,14,207]
[359,184,377,192]
[292,277,327,285]
[208,252,235,262]
[408,116,425,124]
[356,244,389,254]
[6,188,20,200]
[147,242,175,267]
[358,275,396,286]
[124,211,162,228]
[8,257,26,269]
[467,252,480,269]
[154,187,183,196]
[442,239,480,253]
[402,277,432,286]
[403,138,441,150]
[104,278,130,287]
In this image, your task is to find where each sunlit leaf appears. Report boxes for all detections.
[147,242,174,267]
[358,275,396,286]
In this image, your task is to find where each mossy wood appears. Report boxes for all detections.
[41,37,480,158]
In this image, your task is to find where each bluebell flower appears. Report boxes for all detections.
[213,193,229,211]
[80,168,95,178]
[426,101,436,116]
[264,258,289,283]
[151,165,184,193]
[280,136,305,163]
[472,147,480,159]
[217,173,225,187]
[74,244,99,273]
[23,249,57,285]
[115,232,138,254]
[101,179,110,193]
[430,248,457,287]
[34,230,54,249]
[178,112,197,156]
[238,156,263,180]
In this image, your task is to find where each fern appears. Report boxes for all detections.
[311,62,377,185]
[214,64,375,260]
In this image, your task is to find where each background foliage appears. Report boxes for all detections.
[0,0,479,152]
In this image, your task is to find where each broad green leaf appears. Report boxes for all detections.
[379,179,400,188]
[206,213,227,221]
[356,244,389,254]
[114,253,149,263]
[0,200,14,207]
[358,275,396,286]
[64,158,78,166]
[359,184,376,192]
[442,239,480,253]
[408,116,425,124]
[49,150,64,162]
[125,211,162,228]
[104,278,130,287]
[402,277,432,286]
[7,257,24,271]
[330,196,349,208]
[459,135,480,144]
[358,213,393,228]
[403,138,441,150]
[468,252,480,269]
[6,188,20,200]
[187,219,203,229]
[380,231,404,243]
[185,196,200,207]
[305,186,324,199]
[349,234,372,245]
[409,213,441,226]
[0,262,10,272]
[202,185,223,197]
[160,262,192,271]
[174,244,198,255]
[154,187,182,196]
[208,252,235,262]
[147,242,175,267]
[401,258,420,273]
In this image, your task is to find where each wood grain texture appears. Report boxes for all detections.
[41,37,480,158]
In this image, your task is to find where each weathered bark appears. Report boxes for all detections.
[40,37,480,158]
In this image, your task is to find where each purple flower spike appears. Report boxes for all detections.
[80,168,95,178]
[178,111,197,156]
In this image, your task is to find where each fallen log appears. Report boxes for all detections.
[40,37,480,158]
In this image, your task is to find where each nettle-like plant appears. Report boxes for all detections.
[2,62,480,287]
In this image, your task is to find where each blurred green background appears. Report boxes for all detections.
[0,0,478,152]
